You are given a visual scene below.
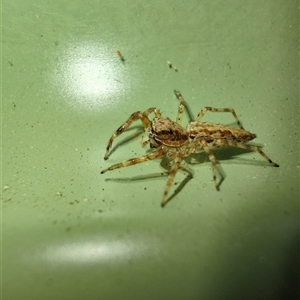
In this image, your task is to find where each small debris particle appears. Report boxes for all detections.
[167,61,178,72]
[116,50,125,62]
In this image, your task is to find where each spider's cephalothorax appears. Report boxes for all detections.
[101,90,279,207]
[150,118,188,148]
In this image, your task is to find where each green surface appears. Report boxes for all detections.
[2,1,299,299]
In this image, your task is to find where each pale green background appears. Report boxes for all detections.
[2,1,299,299]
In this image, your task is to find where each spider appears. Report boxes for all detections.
[101,90,279,207]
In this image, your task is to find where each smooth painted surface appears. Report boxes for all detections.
[2,1,299,299]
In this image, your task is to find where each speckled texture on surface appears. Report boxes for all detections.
[2,1,299,299]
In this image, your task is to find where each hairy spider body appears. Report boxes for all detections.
[187,122,257,145]
[151,118,188,147]
[101,90,279,207]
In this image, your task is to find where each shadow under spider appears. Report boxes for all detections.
[186,143,272,167]
[105,156,195,204]
[105,141,272,205]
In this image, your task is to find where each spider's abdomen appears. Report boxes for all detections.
[187,122,256,146]
[150,118,188,147]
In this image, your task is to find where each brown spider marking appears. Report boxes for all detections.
[101,90,279,207]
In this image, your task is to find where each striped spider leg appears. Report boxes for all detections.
[101,107,167,177]
[103,107,162,160]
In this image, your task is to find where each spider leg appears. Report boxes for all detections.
[174,90,185,125]
[227,142,279,167]
[161,154,184,207]
[195,107,244,129]
[104,108,161,160]
[199,139,223,190]
[101,148,165,174]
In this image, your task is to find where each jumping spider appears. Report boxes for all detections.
[101,90,279,207]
